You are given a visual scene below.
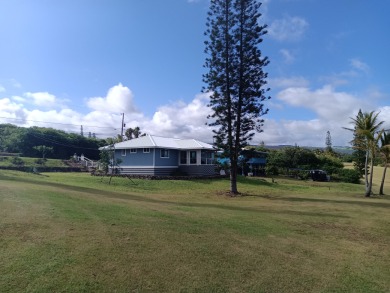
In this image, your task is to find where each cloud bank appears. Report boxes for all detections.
[1,83,389,147]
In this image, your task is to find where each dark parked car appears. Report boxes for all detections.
[309,170,329,181]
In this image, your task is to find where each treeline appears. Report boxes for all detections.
[0,124,109,160]
[226,145,359,183]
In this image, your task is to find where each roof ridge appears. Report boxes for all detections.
[193,138,203,148]
[148,134,157,147]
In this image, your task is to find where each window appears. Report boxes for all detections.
[160,149,169,158]
[121,149,126,156]
[180,151,187,164]
[201,150,213,164]
[143,148,150,153]
[130,149,137,154]
[190,151,197,164]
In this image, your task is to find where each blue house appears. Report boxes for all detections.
[100,135,217,176]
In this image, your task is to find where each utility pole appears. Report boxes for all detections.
[120,113,125,141]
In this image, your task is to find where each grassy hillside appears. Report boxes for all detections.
[1,170,389,292]
[0,156,68,168]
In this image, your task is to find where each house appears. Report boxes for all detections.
[100,135,217,176]
[216,149,268,176]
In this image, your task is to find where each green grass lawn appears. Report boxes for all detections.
[1,170,389,292]
[0,156,67,168]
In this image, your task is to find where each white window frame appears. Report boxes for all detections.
[189,150,197,165]
[130,148,137,154]
[143,148,150,153]
[160,149,169,158]
[121,149,126,156]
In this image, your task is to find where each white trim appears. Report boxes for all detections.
[153,148,155,166]
[149,135,157,147]
[116,165,179,169]
[121,149,126,156]
[130,148,137,154]
[143,148,150,153]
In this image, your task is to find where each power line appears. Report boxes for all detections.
[0,116,117,130]
[28,132,101,151]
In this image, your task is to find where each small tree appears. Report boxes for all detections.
[33,145,53,159]
[325,130,333,152]
[99,144,122,184]
[125,126,143,140]
[379,131,390,195]
[345,110,384,197]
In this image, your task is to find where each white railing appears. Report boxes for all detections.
[74,154,97,168]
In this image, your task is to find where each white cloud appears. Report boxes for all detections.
[11,96,26,103]
[87,83,138,114]
[258,118,330,146]
[279,49,295,63]
[321,58,371,87]
[277,85,364,121]
[378,106,390,131]
[269,76,309,89]
[350,58,370,74]
[268,16,308,41]
[142,93,214,142]
[0,83,384,147]
[25,92,57,108]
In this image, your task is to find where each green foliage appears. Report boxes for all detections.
[266,147,345,177]
[346,109,384,196]
[266,147,320,174]
[99,149,112,173]
[11,156,24,166]
[0,156,9,162]
[33,145,53,159]
[333,168,361,184]
[317,153,344,174]
[203,0,270,193]
[0,124,107,160]
[34,158,47,165]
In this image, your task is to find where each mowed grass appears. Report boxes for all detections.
[0,156,67,167]
[1,170,389,292]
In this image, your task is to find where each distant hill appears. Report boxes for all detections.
[256,145,354,155]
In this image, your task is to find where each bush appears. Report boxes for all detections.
[11,156,24,166]
[265,165,279,176]
[333,168,361,184]
[34,158,47,165]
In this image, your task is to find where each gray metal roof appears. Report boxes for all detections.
[101,135,214,150]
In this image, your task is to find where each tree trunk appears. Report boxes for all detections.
[364,150,369,190]
[379,163,387,195]
[230,165,238,195]
[229,156,239,195]
[365,156,374,197]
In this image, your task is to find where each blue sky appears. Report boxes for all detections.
[1,0,389,146]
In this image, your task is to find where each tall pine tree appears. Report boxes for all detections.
[204,0,270,194]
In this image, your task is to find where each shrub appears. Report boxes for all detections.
[333,168,361,184]
[35,158,47,165]
[265,165,279,176]
[0,156,9,162]
[11,156,24,166]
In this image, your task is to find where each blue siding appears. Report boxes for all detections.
[154,148,179,166]
[115,149,153,166]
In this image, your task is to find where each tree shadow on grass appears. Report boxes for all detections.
[250,194,390,208]
[0,175,384,218]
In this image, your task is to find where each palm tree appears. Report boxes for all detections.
[379,131,390,195]
[347,110,384,197]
